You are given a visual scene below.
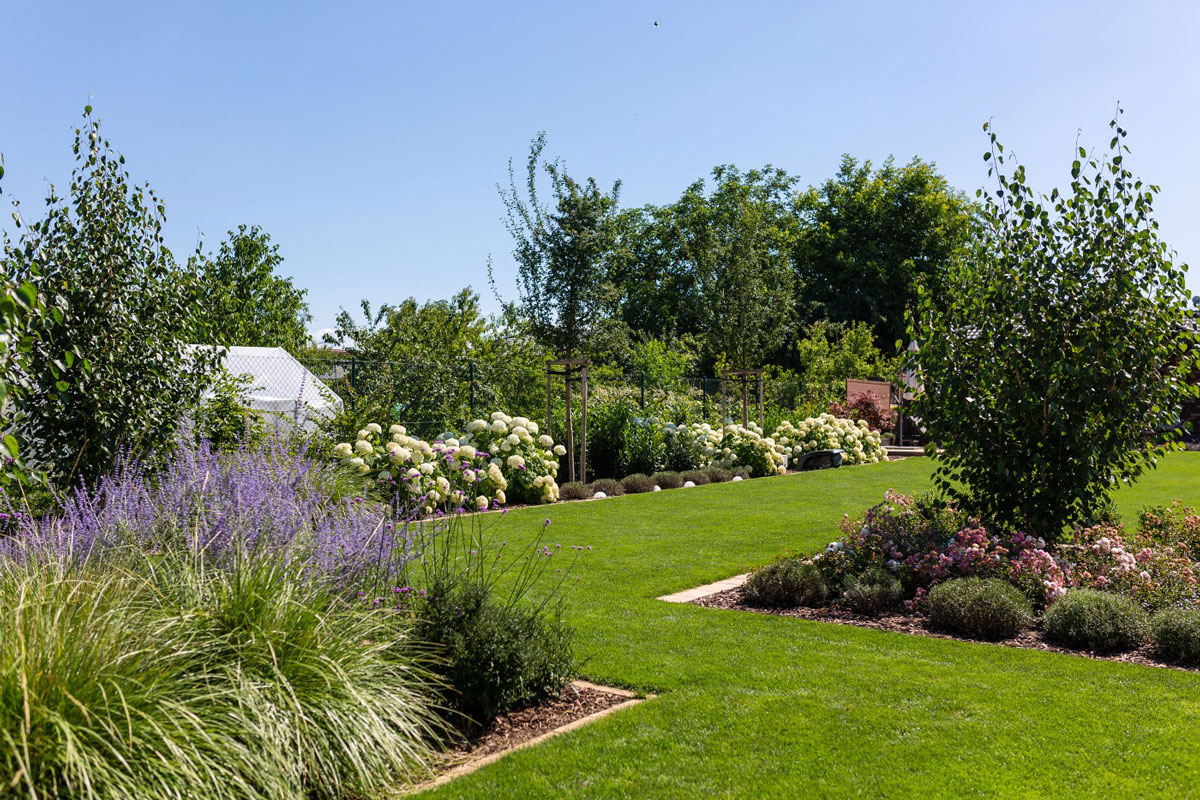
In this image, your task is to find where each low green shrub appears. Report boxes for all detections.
[733,465,753,480]
[680,469,711,486]
[559,481,593,501]
[1043,589,1149,652]
[842,567,904,615]
[703,466,733,483]
[589,478,625,497]
[414,579,574,728]
[651,471,684,490]
[924,578,1033,640]
[1151,607,1200,664]
[620,473,656,494]
[743,559,828,608]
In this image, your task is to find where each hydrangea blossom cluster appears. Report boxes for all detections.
[333,411,563,514]
[711,423,787,477]
[771,415,886,466]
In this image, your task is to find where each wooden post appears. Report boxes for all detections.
[758,373,765,430]
[580,364,588,484]
[546,372,553,440]
[721,376,728,426]
[565,373,575,483]
[741,375,749,428]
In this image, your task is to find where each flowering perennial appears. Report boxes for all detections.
[772,415,886,466]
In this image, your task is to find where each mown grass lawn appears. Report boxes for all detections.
[418,454,1200,799]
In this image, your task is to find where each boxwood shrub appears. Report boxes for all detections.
[925,577,1033,640]
[743,559,827,608]
[1043,589,1149,653]
[1151,607,1200,665]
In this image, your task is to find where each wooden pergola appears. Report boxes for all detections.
[545,359,589,483]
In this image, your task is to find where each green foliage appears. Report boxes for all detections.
[498,132,626,357]
[703,466,734,483]
[910,110,1199,538]
[793,321,897,411]
[924,577,1033,640]
[0,548,442,799]
[662,166,800,369]
[414,578,574,729]
[3,107,218,485]
[1150,607,1200,665]
[841,566,904,615]
[585,397,666,479]
[744,558,828,608]
[193,370,266,451]
[189,224,312,353]
[795,155,976,348]
[1043,589,1149,653]
[680,469,711,486]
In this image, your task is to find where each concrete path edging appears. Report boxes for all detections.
[657,573,748,604]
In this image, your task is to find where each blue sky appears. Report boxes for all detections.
[3,1,1198,338]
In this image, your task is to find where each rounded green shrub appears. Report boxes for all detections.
[743,559,828,608]
[558,481,593,501]
[680,469,710,486]
[925,578,1033,640]
[651,471,683,490]
[842,567,903,615]
[588,478,625,497]
[1151,607,1200,665]
[733,465,753,480]
[620,473,656,494]
[1044,589,1149,653]
[703,466,733,483]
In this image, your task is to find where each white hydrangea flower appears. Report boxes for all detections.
[354,440,374,455]
[365,423,382,435]
[333,442,353,458]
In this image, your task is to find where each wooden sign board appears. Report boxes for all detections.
[846,379,891,407]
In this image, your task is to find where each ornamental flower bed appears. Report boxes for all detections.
[772,415,887,466]
[333,411,564,514]
[695,495,1200,671]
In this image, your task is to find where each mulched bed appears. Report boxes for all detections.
[453,685,633,760]
[695,585,1200,674]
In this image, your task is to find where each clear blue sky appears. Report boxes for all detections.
[4,1,1199,339]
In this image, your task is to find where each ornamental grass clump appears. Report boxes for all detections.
[743,558,828,608]
[1150,608,1200,665]
[924,577,1033,640]
[1044,589,1149,653]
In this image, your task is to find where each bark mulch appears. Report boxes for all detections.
[456,685,633,759]
[695,585,1199,674]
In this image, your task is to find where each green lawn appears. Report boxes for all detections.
[420,454,1200,799]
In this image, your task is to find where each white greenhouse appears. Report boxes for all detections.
[191,345,343,429]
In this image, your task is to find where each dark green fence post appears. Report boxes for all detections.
[348,357,358,409]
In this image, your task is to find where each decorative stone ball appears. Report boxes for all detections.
[731,475,744,482]
[652,485,662,492]
[594,491,607,499]
[683,480,696,488]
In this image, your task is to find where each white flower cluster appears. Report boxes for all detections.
[332,411,562,514]
[771,414,886,466]
[460,412,561,504]
[711,422,787,476]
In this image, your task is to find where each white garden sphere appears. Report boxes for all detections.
[732,475,743,482]
[652,485,662,492]
[594,491,607,499]
[683,480,696,488]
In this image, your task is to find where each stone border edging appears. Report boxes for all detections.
[412,680,648,793]
[657,574,749,604]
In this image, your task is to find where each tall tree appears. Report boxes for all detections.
[498,133,626,356]
[3,106,217,485]
[664,165,800,370]
[190,225,312,353]
[910,111,1198,537]
[796,155,975,349]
